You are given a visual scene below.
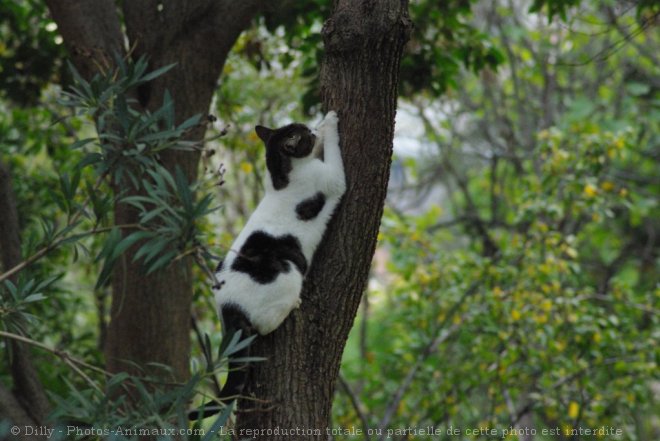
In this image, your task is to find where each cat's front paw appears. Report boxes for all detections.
[323,111,338,126]
[321,111,338,138]
[294,297,302,309]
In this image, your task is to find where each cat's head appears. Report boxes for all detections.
[255,123,321,190]
[255,123,320,159]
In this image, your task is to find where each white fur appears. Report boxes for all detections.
[214,111,345,335]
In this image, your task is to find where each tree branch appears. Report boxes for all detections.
[0,162,21,275]
[0,384,41,441]
[45,0,125,80]
[415,104,499,257]
[376,283,479,439]
[337,375,371,439]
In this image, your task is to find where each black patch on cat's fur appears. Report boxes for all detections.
[296,192,326,221]
[265,149,292,190]
[220,303,253,344]
[189,304,253,420]
[257,123,316,190]
[231,231,307,283]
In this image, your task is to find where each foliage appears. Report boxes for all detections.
[335,1,659,439]
[0,56,235,437]
[530,0,659,22]
[401,0,504,95]
[0,276,55,335]
[252,0,505,111]
[59,56,201,187]
[1,0,658,439]
[0,0,66,105]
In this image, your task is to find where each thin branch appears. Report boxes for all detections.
[376,283,479,439]
[0,331,110,387]
[557,11,659,67]
[337,375,371,440]
[0,168,110,283]
[0,223,140,283]
[608,8,660,65]
[414,103,499,257]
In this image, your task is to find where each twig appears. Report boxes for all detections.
[376,283,479,440]
[414,102,499,257]
[338,375,371,440]
[0,170,113,283]
[0,223,141,283]
[557,11,659,67]
[0,330,110,389]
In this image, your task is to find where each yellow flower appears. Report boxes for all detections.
[537,129,550,140]
[534,313,548,324]
[583,184,598,198]
[600,181,615,192]
[541,299,553,312]
[240,161,253,174]
[565,246,578,259]
[417,269,432,284]
[568,401,579,419]
[592,332,602,343]
[511,309,522,321]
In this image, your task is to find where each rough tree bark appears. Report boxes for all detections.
[236,1,412,438]
[45,0,264,382]
[0,162,51,440]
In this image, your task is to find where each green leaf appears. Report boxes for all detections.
[201,401,234,441]
[140,63,177,84]
[112,231,154,260]
[133,237,168,263]
[145,250,178,274]
[626,82,651,96]
[70,137,96,150]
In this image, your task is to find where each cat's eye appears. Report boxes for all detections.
[284,134,301,147]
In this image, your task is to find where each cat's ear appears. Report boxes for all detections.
[255,125,273,143]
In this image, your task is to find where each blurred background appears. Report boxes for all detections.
[0,0,658,439]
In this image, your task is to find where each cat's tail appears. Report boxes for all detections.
[188,304,254,420]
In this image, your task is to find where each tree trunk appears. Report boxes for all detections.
[46,0,264,382]
[236,1,411,438]
[0,162,51,438]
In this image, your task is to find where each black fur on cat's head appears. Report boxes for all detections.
[255,123,318,190]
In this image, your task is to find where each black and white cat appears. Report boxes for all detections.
[191,111,345,418]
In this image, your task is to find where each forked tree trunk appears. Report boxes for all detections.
[46,0,264,383]
[236,1,411,438]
